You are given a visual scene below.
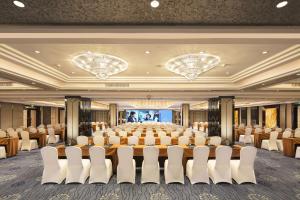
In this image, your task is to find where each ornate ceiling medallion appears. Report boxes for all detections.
[72,51,128,79]
[165,52,221,80]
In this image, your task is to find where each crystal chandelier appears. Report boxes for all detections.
[72,51,128,79]
[165,52,221,80]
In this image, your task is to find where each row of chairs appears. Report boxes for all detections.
[77,135,222,146]
[41,145,257,184]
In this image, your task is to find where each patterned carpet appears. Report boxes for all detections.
[0,148,299,200]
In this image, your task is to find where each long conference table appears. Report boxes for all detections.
[0,137,19,157]
[282,137,300,157]
[56,144,242,173]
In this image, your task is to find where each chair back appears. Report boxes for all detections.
[6,128,15,134]
[195,136,206,145]
[215,146,232,168]
[160,136,171,145]
[282,131,292,138]
[193,146,209,170]
[29,127,37,134]
[93,136,104,146]
[65,146,83,167]
[209,136,221,146]
[178,136,189,145]
[117,146,133,171]
[41,146,60,169]
[239,146,257,169]
[167,146,183,167]
[295,129,300,138]
[89,146,106,168]
[285,128,292,132]
[158,131,166,137]
[144,136,155,145]
[21,131,30,141]
[171,131,179,138]
[77,136,88,145]
[107,131,116,137]
[16,127,23,133]
[245,128,252,136]
[255,127,262,133]
[133,131,141,137]
[8,131,18,138]
[143,146,159,165]
[119,131,127,137]
[128,136,138,145]
[275,127,282,133]
[38,127,46,134]
[0,131,7,138]
[264,128,271,133]
[109,136,120,144]
[146,131,154,137]
[269,131,279,142]
[92,130,103,137]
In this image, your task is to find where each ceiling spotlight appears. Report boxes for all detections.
[31,82,36,85]
[262,51,268,54]
[296,73,300,76]
[150,0,159,8]
[225,71,230,75]
[276,1,288,8]
[34,50,40,54]
[146,71,150,74]
[56,64,61,68]
[145,50,151,54]
[71,72,75,74]
[13,0,25,8]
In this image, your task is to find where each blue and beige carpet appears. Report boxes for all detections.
[0,149,299,200]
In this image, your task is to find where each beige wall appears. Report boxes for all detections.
[92,110,109,123]
[51,107,59,125]
[0,103,24,130]
[190,110,208,123]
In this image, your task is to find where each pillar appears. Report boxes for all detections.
[65,97,80,145]
[208,98,220,137]
[181,104,190,128]
[280,104,286,129]
[258,106,263,127]
[220,97,234,145]
[109,104,118,128]
[247,107,251,126]
[79,98,92,137]
[286,104,292,129]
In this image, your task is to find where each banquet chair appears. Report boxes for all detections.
[109,136,120,145]
[296,147,300,158]
[158,131,166,137]
[239,128,253,144]
[38,127,46,134]
[107,131,116,137]
[6,128,15,134]
[77,136,89,145]
[183,131,193,138]
[41,146,67,184]
[133,131,141,137]
[276,130,292,151]
[208,146,232,184]
[89,146,112,184]
[264,128,271,134]
[29,127,37,134]
[285,128,292,132]
[261,131,279,151]
[231,146,257,184]
[141,146,160,184]
[145,135,155,145]
[254,127,262,134]
[195,136,206,146]
[65,146,90,184]
[128,136,139,145]
[93,136,105,146]
[16,127,23,133]
[47,128,59,144]
[146,131,154,137]
[275,127,282,133]
[164,146,184,184]
[294,129,300,138]
[119,131,127,137]
[171,131,180,138]
[117,146,136,184]
[160,136,171,145]
[92,130,103,137]
[8,131,22,150]
[0,131,6,138]
[178,136,189,145]
[186,146,210,184]
[209,136,222,146]
[21,131,38,151]
[195,131,206,138]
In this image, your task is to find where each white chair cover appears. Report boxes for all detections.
[6,128,15,134]
[144,136,155,145]
[141,146,160,184]
[21,131,38,151]
[128,136,139,145]
[117,146,136,184]
[119,131,127,137]
[261,131,279,151]
[41,146,67,184]
[171,131,179,138]
[109,136,120,144]
[231,146,257,184]
[77,136,88,145]
[178,136,189,145]
[160,136,171,145]
[0,131,7,138]
[195,136,206,146]
[208,146,232,184]
[89,146,112,184]
[209,136,221,146]
[158,131,166,137]
[186,146,209,184]
[133,131,141,137]
[276,131,291,151]
[164,146,184,184]
[93,136,105,146]
[48,128,59,144]
[65,146,90,184]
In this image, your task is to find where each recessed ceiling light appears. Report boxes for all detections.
[56,64,61,68]
[276,1,288,8]
[150,0,159,8]
[71,72,75,74]
[262,83,265,86]
[221,64,227,67]
[13,1,25,8]
[145,50,151,54]
[296,73,300,76]
[262,51,268,54]
[34,50,40,54]
[31,82,36,85]
[225,71,230,75]
[146,71,150,74]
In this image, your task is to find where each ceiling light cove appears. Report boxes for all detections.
[276,1,288,8]
[72,51,128,79]
[13,0,25,8]
[150,0,159,8]
[165,53,221,80]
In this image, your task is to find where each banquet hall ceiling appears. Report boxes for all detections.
[0,0,300,25]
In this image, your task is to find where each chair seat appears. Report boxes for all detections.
[276,139,284,152]
[261,140,278,151]
[0,146,6,159]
